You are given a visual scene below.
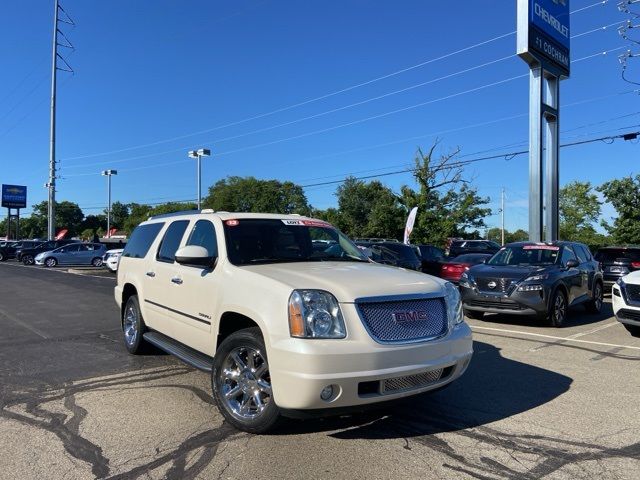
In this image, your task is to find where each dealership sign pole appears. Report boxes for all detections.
[517,0,570,242]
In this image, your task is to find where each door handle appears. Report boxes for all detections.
[171,277,183,285]
[146,271,155,277]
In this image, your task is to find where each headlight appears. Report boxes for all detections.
[517,284,544,292]
[525,273,548,282]
[444,282,464,326]
[288,290,346,339]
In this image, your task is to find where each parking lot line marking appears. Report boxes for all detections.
[470,325,640,352]
[527,322,620,352]
[0,308,49,339]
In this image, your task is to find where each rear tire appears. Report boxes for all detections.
[586,281,603,314]
[91,257,103,267]
[0,252,5,261]
[464,309,484,320]
[212,327,280,434]
[548,289,567,328]
[22,255,34,266]
[122,295,147,354]
[624,324,640,338]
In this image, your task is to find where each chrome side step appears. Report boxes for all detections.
[143,331,213,372]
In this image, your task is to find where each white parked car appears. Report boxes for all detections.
[115,210,473,433]
[103,248,124,272]
[612,272,640,337]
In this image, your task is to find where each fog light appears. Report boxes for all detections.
[320,385,334,401]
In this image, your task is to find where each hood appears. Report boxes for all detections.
[469,263,556,282]
[239,261,446,303]
[35,250,55,258]
[623,270,640,285]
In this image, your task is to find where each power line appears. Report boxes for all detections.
[299,130,640,188]
[58,2,612,163]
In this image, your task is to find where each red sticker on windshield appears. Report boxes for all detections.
[226,220,239,226]
[523,245,559,251]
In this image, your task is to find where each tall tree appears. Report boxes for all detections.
[598,175,640,244]
[559,181,602,242]
[203,176,311,215]
[400,144,491,246]
[105,201,130,229]
[332,178,405,238]
[31,201,84,237]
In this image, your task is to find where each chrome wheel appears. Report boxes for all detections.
[92,257,103,267]
[45,258,57,268]
[123,303,138,346]
[23,255,34,265]
[219,347,271,421]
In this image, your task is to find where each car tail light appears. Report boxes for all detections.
[632,262,640,268]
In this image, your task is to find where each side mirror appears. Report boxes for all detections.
[175,245,216,268]
[566,259,579,269]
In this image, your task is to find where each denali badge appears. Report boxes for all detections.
[392,311,429,323]
[487,281,497,289]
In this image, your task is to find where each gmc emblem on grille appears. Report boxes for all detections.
[392,311,428,323]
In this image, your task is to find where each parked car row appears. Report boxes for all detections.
[0,239,107,267]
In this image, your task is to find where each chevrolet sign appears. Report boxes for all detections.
[517,0,571,77]
[1,184,27,209]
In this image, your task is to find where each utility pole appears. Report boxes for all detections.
[501,188,505,246]
[47,0,74,240]
[47,0,59,241]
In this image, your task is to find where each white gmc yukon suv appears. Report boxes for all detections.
[115,210,473,433]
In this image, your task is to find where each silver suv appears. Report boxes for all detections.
[115,210,473,433]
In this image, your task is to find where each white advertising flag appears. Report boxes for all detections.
[403,207,418,244]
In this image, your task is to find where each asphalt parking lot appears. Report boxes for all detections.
[0,262,639,479]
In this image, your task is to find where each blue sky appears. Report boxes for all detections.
[0,0,638,232]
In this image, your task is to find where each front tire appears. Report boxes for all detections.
[91,257,103,267]
[44,257,57,268]
[624,324,640,338]
[22,255,34,266]
[211,327,280,434]
[548,289,567,328]
[586,281,603,313]
[122,295,147,354]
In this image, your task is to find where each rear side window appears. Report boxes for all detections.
[574,245,590,263]
[186,220,218,257]
[123,223,164,259]
[157,220,189,263]
[595,248,640,262]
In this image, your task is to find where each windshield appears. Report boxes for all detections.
[223,219,368,266]
[488,245,560,266]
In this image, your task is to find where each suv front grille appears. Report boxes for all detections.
[625,284,640,303]
[475,277,513,293]
[383,368,444,393]
[356,297,447,344]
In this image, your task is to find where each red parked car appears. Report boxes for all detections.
[440,253,493,283]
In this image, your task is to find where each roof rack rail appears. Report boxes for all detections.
[148,209,199,220]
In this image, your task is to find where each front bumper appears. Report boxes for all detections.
[612,284,640,327]
[268,321,473,410]
[35,258,45,265]
[461,285,547,316]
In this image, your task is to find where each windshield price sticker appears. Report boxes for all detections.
[523,245,559,251]
[281,219,332,228]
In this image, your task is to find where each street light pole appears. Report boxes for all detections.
[188,148,211,210]
[102,170,117,237]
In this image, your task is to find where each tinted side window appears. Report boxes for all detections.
[186,220,218,257]
[123,223,164,259]
[157,220,189,263]
[561,246,577,266]
[574,245,589,263]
